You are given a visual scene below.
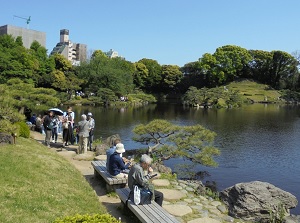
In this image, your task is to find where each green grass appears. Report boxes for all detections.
[227,79,282,103]
[0,138,105,223]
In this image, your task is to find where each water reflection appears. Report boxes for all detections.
[66,103,300,214]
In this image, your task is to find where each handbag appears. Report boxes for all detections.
[131,185,153,205]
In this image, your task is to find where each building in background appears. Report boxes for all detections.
[104,49,125,60]
[0,24,46,48]
[105,49,119,58]
[50,29,87,66]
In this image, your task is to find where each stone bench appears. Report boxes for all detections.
[91,160,127,192]
[116,187,179,223]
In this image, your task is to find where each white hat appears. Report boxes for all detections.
[87,112,92,116]
[115,143,125,154]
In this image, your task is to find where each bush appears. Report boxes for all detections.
[53,213,120,223]
[15,121,30,138]
[0,119,18,134]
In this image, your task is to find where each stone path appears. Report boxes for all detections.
[31,131,246,223]
[152,179,241,223]
[95,155,245,223]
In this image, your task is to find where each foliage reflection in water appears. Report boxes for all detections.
[69,103,300,214]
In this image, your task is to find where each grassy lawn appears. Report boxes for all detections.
[227,79,282,103]
[0,137,106,223]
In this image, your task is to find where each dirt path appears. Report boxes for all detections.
[30,131,134,222]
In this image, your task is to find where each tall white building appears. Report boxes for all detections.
[50,29,87,65]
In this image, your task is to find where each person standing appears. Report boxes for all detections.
[43,111,54,148]
[128,154,164,206]
[87,112,95,151]
[77,114,90,154]
[62,109,74,147]
[51,115,59,143]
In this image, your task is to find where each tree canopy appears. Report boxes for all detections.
[1,33,300,106]
[132,119,220,167]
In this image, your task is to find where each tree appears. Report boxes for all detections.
[133,62,149,89]
[248,50,273,83]
[97,88,117,106]
[132,119,220,167]
[161,65,183,92]
[198,53,220,86]
[0,78,61,133]
[269,50,298,89]
[138,58,162,92]
[182,86,201,106]
[0,34,36,83]
[47,54,83,99]
[212,45,252,83]
[5,78,60,113]
[76,52,134,97]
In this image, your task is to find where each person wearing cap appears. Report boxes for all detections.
[108,143,131,178]
[87,112,95,151]
[128,154,164,206]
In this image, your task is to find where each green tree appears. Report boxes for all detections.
[0,78,61,133]
[97,88,117,106]
[161,65,183,92]
[198,53,220,86]
[248,50,273,83]
[76,52,134,97]
[138,58,162,92]
[4,78,60,113]
[269,50,298,89]
[132,119,220,166]
[0,34,36,83]
[133,62,149,89]
[213,45,252,83]
[182,86,201,106]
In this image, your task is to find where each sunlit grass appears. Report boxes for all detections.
[228,79,282,102]
[0,138,105,223]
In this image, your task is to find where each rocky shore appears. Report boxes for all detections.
[30,131,299,223]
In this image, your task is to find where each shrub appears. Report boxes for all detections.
[15,121,30,138]
[53,213,120,223]
[0,119,18,134]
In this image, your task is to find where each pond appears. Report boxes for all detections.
[69,103,300,214]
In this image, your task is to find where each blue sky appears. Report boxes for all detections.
[1,0,300,66]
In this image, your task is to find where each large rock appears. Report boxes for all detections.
[151,162,172,174]
[220,181,298,222]
[95,144,109,156]
[95,134,121,156]
[105,134,121,147]
[0,133,14,145]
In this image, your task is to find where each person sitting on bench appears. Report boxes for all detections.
[128,154,164,206]
[109,143,131,178]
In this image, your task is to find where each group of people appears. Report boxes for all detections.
[106,138,164,206]
[39,107,95,151]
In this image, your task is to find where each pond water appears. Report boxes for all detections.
[69,103,300,214]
